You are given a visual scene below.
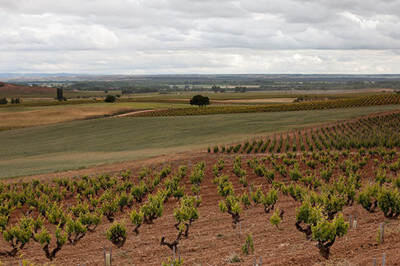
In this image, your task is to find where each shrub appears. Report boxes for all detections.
[2,217,33,256]
[161,196,200,253]
[270,208,283,229]
[240,193,251,208]
[190,95,210,107]
[79,212,101,232]
[377,187,400,218]
[46,203,67,227]
[173,195,199,238]
[104,95,116,103]
[241,234,254,255]
[11,98,21,104]
[214,175,234,197]
[162,257,184,266]
[252,187,278,213]
[100,199,119,222]
[321,193,345,220]
[320,168,333,183]
[65,217,87,245]
[106,222,127,247]
[239,175,248,187]
[295,200,323,239]
[311,214,349,259]
[357,184,379,212]
[117,192,134,211]
[132,181,148,203]
[141,193,164,223]
[0,97,8,104]
[219,195,242,228]
[289,167,302,181]
[35,226,67,260]
[130,209,144,234]
[189,167,204,185]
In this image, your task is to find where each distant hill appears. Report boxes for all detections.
[0,82,56,98]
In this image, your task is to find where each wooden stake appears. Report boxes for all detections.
[348,215,353,228]
[382,253,386,266]
[372,258,376,266]
[353,218,357,229]
[103,247,112,266]
[379,223,385,244]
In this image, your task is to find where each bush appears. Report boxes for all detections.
[79,212,101,232]
[130,209,144,234]
[141,193,164,223]
[289,167,302,181]
[242,234,254,255]
[132,181,148,203]
[270,208,283,229]
[35,226,67,260]
[162,257,184,266]
[357,184,379,212]
[65,217,87,245]
[106,222,127,247]
[190,95,210,107]
[173,195,199,238]
[252,187,277,213]
[377,187,400,218]
[104,95,116,103]
[219,195,242,228]
[295,200,323,239]
[2,217,33,256]
[11,98,21,104]
[0,97,8,104]
[311,214,348,259]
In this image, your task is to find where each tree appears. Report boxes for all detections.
[190,95,210,107]
[56,88,64,101]
[11,98,21,104]
[0,98,8,105]
[234,87,247,93]
[105,95,116,103]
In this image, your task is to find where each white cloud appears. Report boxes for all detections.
[0,0,400,73]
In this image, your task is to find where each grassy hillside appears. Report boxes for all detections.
[1,104,399,179]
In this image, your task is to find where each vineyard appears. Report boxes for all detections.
[211,111,400,155]
[131,94,400,117]
[0,111,400,264]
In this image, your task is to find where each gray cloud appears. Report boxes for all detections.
[0,0,400,74]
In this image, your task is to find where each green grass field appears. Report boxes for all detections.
[1,104,399,179]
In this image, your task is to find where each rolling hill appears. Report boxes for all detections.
[0,81,56,98]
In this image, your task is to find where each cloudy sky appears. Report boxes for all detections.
[1,0,400,74]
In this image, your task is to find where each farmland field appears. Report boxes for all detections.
[1,85,400,266]
[0,102,189,131]
[1,104,400,265]
[1,104,400,179]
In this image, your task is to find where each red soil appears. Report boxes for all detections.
[1,153,400,265]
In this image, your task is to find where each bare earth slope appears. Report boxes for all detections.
[0,82,56,97]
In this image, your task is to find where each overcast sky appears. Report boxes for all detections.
[1,0,400,74]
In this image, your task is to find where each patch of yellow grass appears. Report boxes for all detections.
[0,105,133,130]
